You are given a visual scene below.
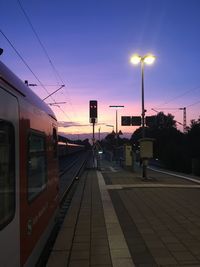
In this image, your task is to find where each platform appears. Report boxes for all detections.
[47,159,200,267]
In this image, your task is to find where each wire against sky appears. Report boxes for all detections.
[17,0,62,85]
[43,85,65,101]
[0,29,53,99]
[154,85,200,110]
[17,0,78,120]
[13,0,82,133]
[186,99,200,108]
[0,28,80,131]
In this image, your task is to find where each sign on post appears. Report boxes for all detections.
[121,116,131,126]
[121,116,142,126]
[132,116,141,126]
[139,138,154,159]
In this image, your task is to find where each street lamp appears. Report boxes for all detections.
[98,127,101,141]
[130,53,156,178]
[106,124,115,135]
[109,105,124,146]
[130,54,155,138]
[106,124,114,130]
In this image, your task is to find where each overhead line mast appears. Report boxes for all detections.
[152,107,187,133]
[179,107,187,133]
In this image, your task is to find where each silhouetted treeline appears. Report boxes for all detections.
[131,112,200,175]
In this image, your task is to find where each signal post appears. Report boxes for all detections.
[89,100,98,145]
[89,100,98,168]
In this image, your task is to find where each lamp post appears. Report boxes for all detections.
[109,105,124,146]
[106,124,115,134]
[130,54,156,178]
[98,127,101,141]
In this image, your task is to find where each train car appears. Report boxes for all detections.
[0,60,59,267]
[58,140,85,157]
[66,142,85,154]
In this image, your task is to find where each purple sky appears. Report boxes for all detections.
[1,0,200,139]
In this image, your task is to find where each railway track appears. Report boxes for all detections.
[36,150,92,267]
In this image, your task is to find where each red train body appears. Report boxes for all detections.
[0,61,59,267]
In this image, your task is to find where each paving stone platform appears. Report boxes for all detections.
[47,159,200,267]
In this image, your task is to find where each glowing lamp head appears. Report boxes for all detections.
[130,54,141,65]
[143,54,156,65]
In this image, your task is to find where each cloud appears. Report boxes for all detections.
[58,131,132,141]
[58,121,106,128]
[58,121,90,128]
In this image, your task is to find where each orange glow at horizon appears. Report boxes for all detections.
[53,98,199,138]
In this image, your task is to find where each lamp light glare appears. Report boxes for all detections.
[130,54,141,65]
[143,55,156,65]
[109,105,124,109]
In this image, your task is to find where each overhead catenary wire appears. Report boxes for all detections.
[0,29,79,129]
[43,85,65,101]
[152,84,200,127]
[12,0,79,133]
[17,0,79,127]
[0,29,54,100]
[155,98,200,110]
[154,85,200,109]
[58,106,76,124]
[17,0,76,110]
[186,99,200,108]
[17,0,62,85]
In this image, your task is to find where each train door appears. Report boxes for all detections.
[0,88,20,267]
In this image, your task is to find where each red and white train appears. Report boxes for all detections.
[0,60,59,267]
[58,141,85,157]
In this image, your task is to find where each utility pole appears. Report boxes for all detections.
[179,107,187,133]
[109,105,124,147]
[130,53,156,180]
[98,127,101,141]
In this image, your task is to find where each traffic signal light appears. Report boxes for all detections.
[89,100,97,118]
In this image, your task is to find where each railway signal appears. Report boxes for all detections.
[89,100,98,148]
[89,100,98,120]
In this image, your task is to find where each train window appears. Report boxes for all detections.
[0,121,15,230]
[28,131,47,201]
[53,128,57,158]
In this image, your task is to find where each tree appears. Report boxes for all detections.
[131,113,176,146]
[186,118,200,175]
[130,112,191,172]
[103,133,116,151]
[187,118,200,158]
[146,112,176,129]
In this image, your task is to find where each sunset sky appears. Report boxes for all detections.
[1,0,200,139]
